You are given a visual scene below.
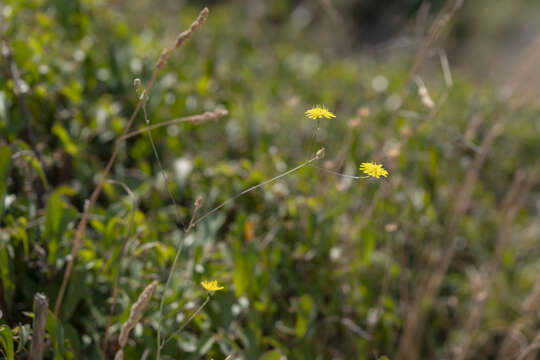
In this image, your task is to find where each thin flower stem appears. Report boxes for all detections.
[144,96,193,360]
[311,165,369,179]
[192,155,321,227]
[161,295,211,349]
[156,233,185,360]
[142,99,184,228]
[156,195,203,359]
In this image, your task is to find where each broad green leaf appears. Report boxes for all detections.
[232,239,252,296]
[0,325,14,360]
[43,189,77,265]
[44,192,64,265]
[62,271,90,320]
[46,310,65,360]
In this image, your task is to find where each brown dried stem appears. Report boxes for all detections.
[120,109,228,142]
[29,293,48,360]
[54,7,210,316]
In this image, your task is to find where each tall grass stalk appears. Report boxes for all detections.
[54,6,210,316]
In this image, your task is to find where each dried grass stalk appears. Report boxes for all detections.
[114,280,158,359]
[54,6,210,316]
[175,8,209,48]
[121,109,228,141]
[156,7,209,70]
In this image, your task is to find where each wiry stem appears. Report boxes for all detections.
[156,236,184,360]
[156,198,202,360]
[141,98,184,227]
[161,295,210,349]
[193,150,325,227]
[311,165,369,179]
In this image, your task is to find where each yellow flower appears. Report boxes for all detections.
[305,105,336,120]
[359,162,389,179]
[201,280,224,292]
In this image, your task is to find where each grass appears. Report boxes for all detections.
[1,1,540,359]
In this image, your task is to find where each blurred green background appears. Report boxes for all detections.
[1,0,540,359]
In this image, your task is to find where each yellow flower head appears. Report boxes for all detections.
[305,105,336,120]
[201,280,224,292]
[359,162,389,179]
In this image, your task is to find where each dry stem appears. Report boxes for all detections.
[120,109,228,141]
[29,293,48,360]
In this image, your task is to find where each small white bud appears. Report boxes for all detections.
[315,147,325,160]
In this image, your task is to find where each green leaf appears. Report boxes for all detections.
[25,152,49,190]
[190,334,215,359]
[0,325,14,360]
[60,80,82,105]
[43,189,77,265]
[0,247,14,311]
[361,229,375,264]
[16,324,31,353]
[46,310,65,360]
[260,349,283,360]
[61,270,89,320]
[13,218,29,258]
[0,146,12,221]
[232,239,253,296]
[44,192,64,265]
[295,295,314,338]
[52,124,79,156]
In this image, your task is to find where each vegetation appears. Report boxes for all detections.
[1,1,540,359]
